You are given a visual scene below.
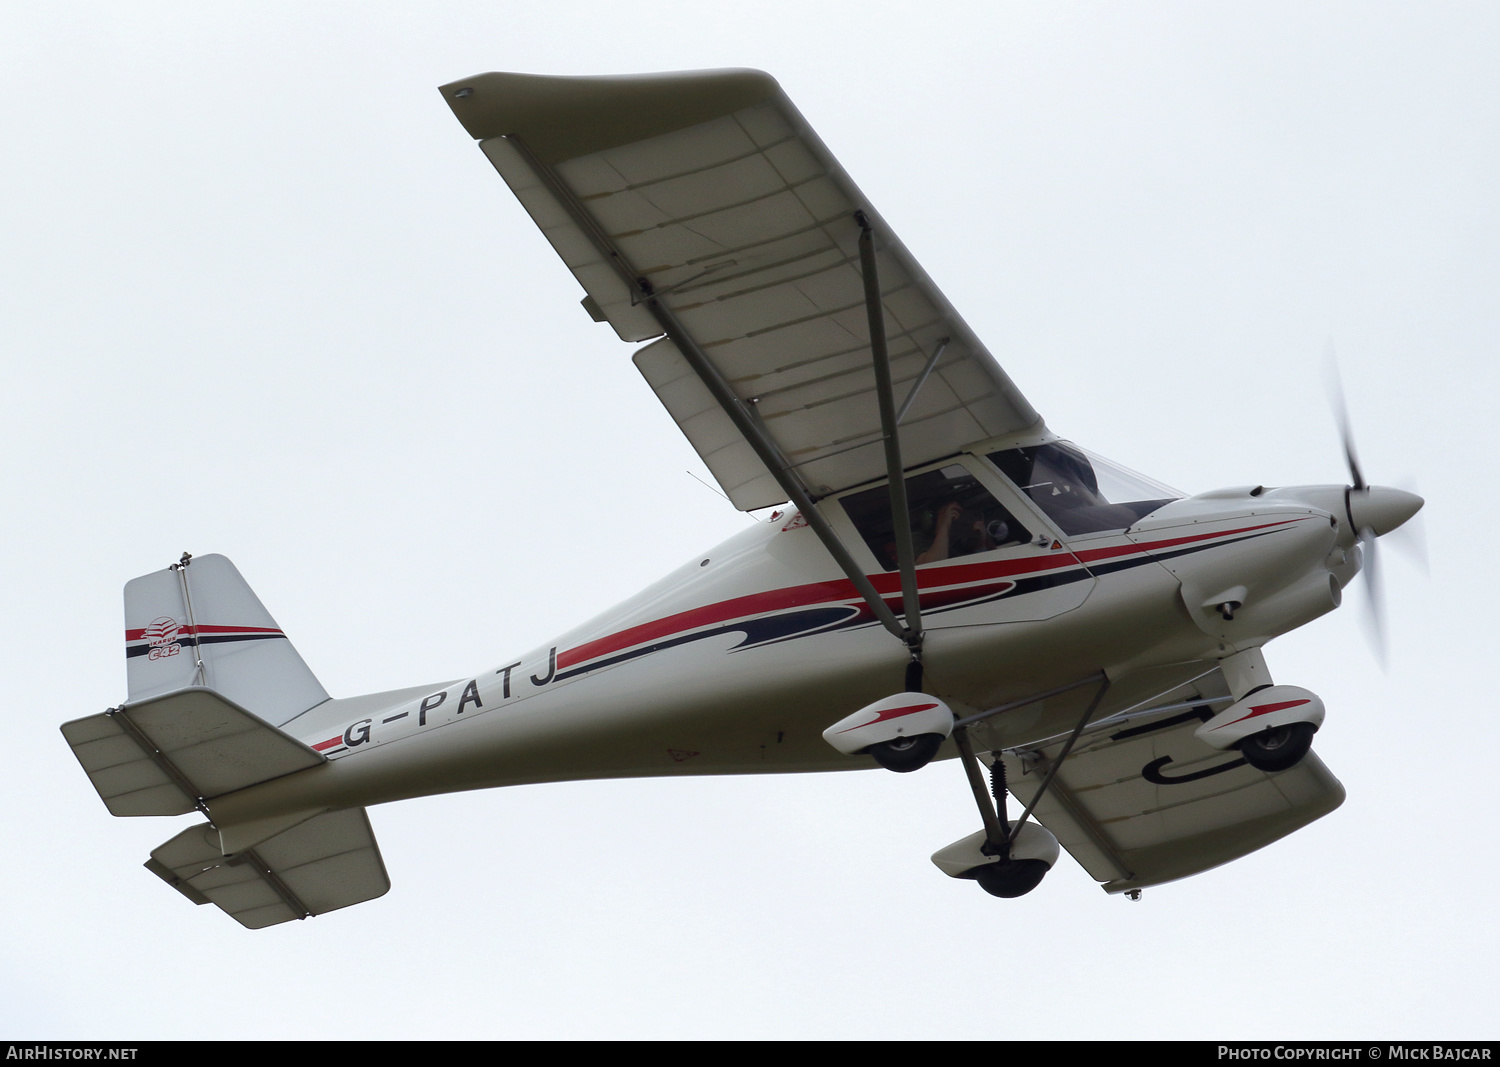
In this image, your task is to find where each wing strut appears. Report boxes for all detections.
[857,212,923,670]
[502,134,916,647]
[896,338,950,427]
[646,294,909,646]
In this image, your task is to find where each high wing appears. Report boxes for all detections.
[997,671,1346,893]
[441,69,1040,510]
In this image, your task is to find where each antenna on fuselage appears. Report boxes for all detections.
[685,469,732,505]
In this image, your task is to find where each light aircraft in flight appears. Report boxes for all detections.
[63,69,1422,927]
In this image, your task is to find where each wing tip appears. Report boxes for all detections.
[438,68,781,162]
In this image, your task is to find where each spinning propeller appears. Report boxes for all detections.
[1325,345,1425,666]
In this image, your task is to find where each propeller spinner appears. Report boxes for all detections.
[1326,347,1424,664]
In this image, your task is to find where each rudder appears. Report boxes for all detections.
[125,552,328,726]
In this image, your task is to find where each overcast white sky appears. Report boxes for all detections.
[3,2,1495,1040]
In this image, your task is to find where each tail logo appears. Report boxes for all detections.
[144,616,184,660]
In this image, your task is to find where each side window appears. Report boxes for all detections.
[840,463,1032,571]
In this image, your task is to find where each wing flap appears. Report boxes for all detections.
[633,337,784,509]
[1001,679,1345,892]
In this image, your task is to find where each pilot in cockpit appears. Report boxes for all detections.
[843,464,1029,571]
[915,501,1016,564]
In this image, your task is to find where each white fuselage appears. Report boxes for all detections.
[205,459,1359,834]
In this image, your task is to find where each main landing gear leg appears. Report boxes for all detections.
[904,653,923,695]
[939,674,1112,899]
[864,649,942,773]
[948,726,1049,897]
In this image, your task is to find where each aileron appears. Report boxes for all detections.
[444,68,1040,509]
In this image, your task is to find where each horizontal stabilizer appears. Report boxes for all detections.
[146,808,389,929]
[1000,678,1345,893]
[61,687,324,817]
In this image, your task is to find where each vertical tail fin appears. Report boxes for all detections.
[124,553,329,726]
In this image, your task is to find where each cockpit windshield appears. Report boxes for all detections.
[986,441,1181,536]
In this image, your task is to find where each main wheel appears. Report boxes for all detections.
[972,858,1050,898]
[868,732,944,773]
[1239,721,1315,772]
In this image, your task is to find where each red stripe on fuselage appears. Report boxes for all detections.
[558,519,1300,671]
[1071,519,1301,565]
[557,552,1083,670]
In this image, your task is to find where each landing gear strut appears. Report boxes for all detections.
[933,673,1111,900]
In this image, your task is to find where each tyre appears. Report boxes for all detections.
[1238,721,1315,773]
[867,732,944,772]
[972,858,1050,898]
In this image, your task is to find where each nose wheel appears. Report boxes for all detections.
[971,857,1050,898]
[1238,721,1316,772]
